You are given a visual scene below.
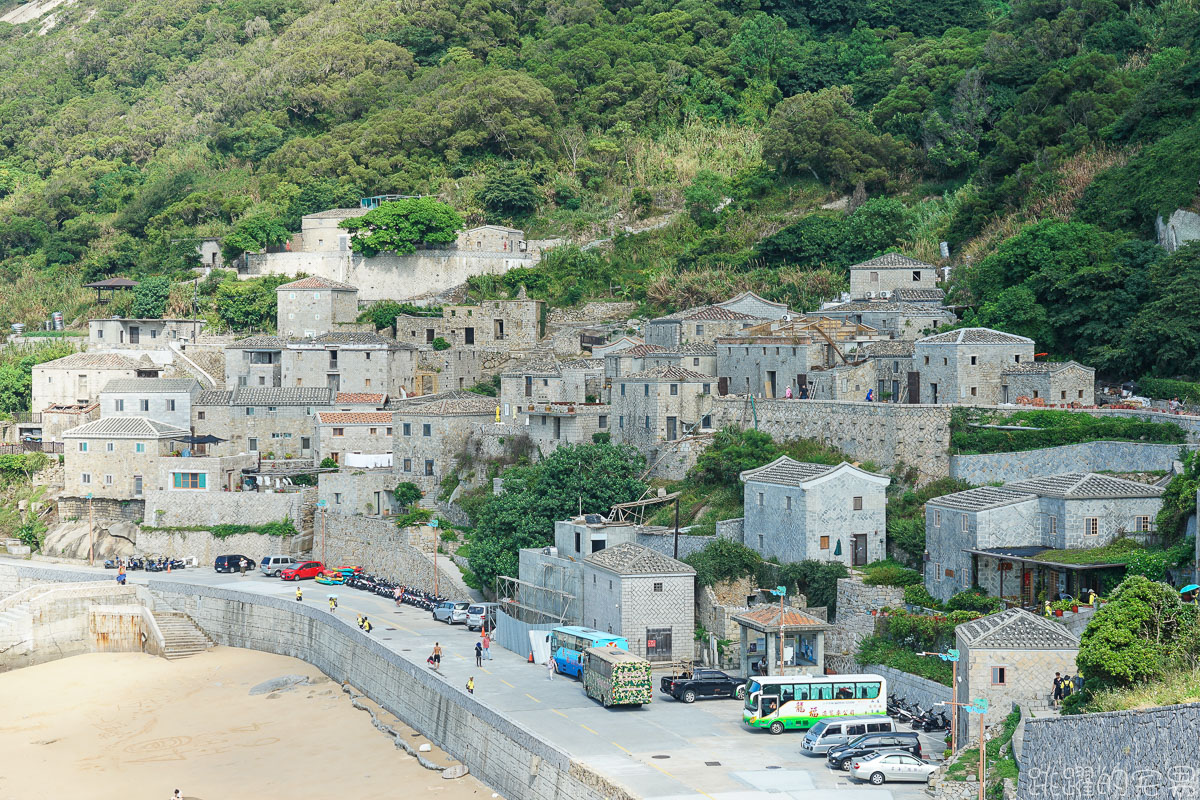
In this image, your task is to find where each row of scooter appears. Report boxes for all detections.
[340,572,448,610]
[103,556,186,572]
[887,695,950,732]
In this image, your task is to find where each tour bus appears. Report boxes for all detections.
[582,646,653,707]
[550,626,628,678]
[743,673,887,734]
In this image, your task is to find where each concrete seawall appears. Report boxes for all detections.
[148,580,629,800]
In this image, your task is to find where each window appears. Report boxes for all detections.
[97,329,103,339]
[78,442,88,453]
[785,496,792,510]
[970,355,977,365]
[246,407,255,416]
[248,437,258,451]
[945,568,955,578]
[115,399,124,411]
[301,436,311,451]
[701,414,712,428]
[853,496,863,511]
[422,424,431,437]
[139,399,149,412]
[935,510,941,526]
[991,667,1006,686]
[1135,516,1151,532]
[1078,390,1084,399]
[403,458,412,472]
[81,473,91,484]
[935,562,941,579]
[133,476,142,496]
[653,582,663,592]
[1060,390,1067,400]
[962,516,969,532]
[820,536,830,550]
[1049,516,1058,535]
[369,427,377,436]
[869,271,878,282]
[924,356,930,365]
[695,323,704,336]
[386,427,392,436]
[620,384,626,397]
[971,387,977,397]
[1014,354,1021,363]
[757,492,764,506]
[424,459,434,476]
[334,493,343,504]
[643,384,649,396]
[104,474,113,485]
[106,441,114,452]
[693,358,700,367]
[332,428,344,437]
[619,416,624,428]
[644,416,650,429]
[135,442,145,453]
[403,423,411,436]
[912,270,921,282]
[173,472,205,489]
[575,531,581,553]
[670,384,678,396]
[1085,517,1099,536]
[197,411,205,420]
[167,399,176,411]
[598,415,608,429]
[365,379,372,388]
[702,383,710,394]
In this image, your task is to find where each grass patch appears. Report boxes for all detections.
[1086,667,1200,713]
[141,520,297,538]
[1029,537,1146,565]
[950,408,1186,455]
[861,559,923,587]
[946,707,1021,791]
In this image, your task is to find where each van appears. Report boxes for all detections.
[826,730,922,770]
[799,716,894,755]
[260,555,297,577]
[466,602,498,632]
[214,554,256,573]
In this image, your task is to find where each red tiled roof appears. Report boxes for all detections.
[316,412,394,425]
[733,606,827,629]
[336,392,386,404]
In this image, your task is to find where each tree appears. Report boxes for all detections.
[221,214,289,262]
[214,275,290,331]
[468,443,647,589]
[762,86,902,190]
[131,276,171,318]
[684,171,728,229]
[1123,244,1200,378]
[689,426,780,486]
[392,482,423,509]
[477,170,542,218]
[340,198,464,257]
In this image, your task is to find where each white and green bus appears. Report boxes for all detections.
[743,673,887,734]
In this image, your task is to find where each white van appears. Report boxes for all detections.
[800,716,895,755]
[467,602,498,632]
[260,555,297,577]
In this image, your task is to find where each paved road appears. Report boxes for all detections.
[13,558,944,800]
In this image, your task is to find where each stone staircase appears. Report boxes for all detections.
[153,611,213,660]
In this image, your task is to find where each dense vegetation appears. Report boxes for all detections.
[0,0,1199,379]
[950,408,1187,454]
[683,536,850,613]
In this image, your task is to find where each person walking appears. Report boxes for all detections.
[357,613,364,629]
[785,385,792,400]
[117,560,127,586]
[328,595,338,613]
[362,616,372,634]
[1051,672,1063,708]
[295,586,303,602]
[466,676,475,695]
[239,557,248,577]
[546,657,556,681]
[475,640,483,667]
[481,631,492,661]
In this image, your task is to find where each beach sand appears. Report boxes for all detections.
[0,647,501,800]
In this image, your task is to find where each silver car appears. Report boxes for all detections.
[849,752,938,785]
[433,601,470,624]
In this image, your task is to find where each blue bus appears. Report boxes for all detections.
[551,626,628,678]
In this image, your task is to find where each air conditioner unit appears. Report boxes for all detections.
[879,291,889,299]
[866,291,874,298]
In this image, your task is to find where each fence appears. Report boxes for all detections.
[0,441,63,454]
[494,607,557,660]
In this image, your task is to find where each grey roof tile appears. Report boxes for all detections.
[918,328,1034,345]
[62,416,188,438]
[1005,473,1164,499]
[851,253,934,269]
[36,352,146,370]
[623,365,714,382]
[927,486,1038,511]
[956,608,1080,649]
[892,288,946,302]
[231,387,335,406]
[227,335,289,350]
[584,542,695,575]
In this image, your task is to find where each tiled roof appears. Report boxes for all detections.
[1006,473,1165,500]
[231,387,335,406]
[918,328,1033,345]
[892,288,946,302]
[63,416,188,438]
[681,305,761,321]
[100,378,199,394]
[36,352,145,371]
[562,358,603,370]
[277,276,358,291]
[294,331,413,349]
[927,486,1038,512]
[740,456,839,485]
[732,606,828,630]
[303,207,369,219]
[1000,360,1094,375]
[655,343,718,356]
[822,301,943,314]
[956,608,1079,650]
[851,253,934,269]
[717,291,789,312]
[503,356,561,376]
[863,340,915,357]
[583,542,694,575]
[615,344,666,358]
[195,390,233,405]
[336,392,386,404]
[624,365,713,382]
[227,335,289,350]
[391,391,498,415]
[317,412,394,425]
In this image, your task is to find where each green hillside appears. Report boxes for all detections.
[1,0,1199,376]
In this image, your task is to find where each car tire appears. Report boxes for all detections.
[831,759,845,771]
[735,685,745,701]
[869,772,885,786]
[682,690,696,704]
[769,721,785,735]
[273,570,281,577]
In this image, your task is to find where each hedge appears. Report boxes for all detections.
[862,561,923,587]
[1138,376,1200,404]
[951,409,1186,454]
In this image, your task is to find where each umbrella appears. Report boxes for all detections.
[1180,585,1199,595]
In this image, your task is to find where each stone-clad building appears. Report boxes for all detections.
[524,404,610,452]
[848,253,939,299]
[33,351,162,412]
[391,391,499,492]
[88,317,205,350]
[225,335,287,388]
[610,365,715,447]
[275,276,360,339]
[1000,361,1096,406]
[914,328,1036,405]
[394,296,545,352]
[581,542,695,662]
[62,416,188,500]
[602,344,666,384]
[955,610,1079,745]
[817,300,955,341]
[281,332,417,396]
[500,357,603,416]
[99,378,200,431]
[642,343,718,378]
[645,305,765,349]
[315,411,394,466]
[740,456,889,566]
[861,340,916,403]
[924,473,1164,603]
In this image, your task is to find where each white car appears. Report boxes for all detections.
[849,751,939,785]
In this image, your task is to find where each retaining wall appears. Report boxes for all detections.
[57,497,144,524]
[143,488,312,529]
[866,663,952,712]
[826,576,906,659]
[149,580,630,800]
[950,441,1185,484]
[1017,701,1200,800]
[323,516,473,598]
[136,529,304,566]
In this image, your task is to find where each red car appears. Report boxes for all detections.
[280,560,325,580]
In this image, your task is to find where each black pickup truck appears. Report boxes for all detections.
[660,669,746,703]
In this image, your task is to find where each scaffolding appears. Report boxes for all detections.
[606,491,681,525]
[495,574,576,625]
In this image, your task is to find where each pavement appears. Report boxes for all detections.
[8,557,944,800]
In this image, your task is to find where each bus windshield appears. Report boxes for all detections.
[745,679,762,711]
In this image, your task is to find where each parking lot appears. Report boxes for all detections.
[20,559,946,800]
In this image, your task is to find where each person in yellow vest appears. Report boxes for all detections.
[1088,589,1097,607]
[1044,600,1052,617]
[466,676,475,695]
[363,616,372,634]
[357,613,364,629]
[295,586,303,602]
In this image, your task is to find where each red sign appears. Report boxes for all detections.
[647,639,656,647]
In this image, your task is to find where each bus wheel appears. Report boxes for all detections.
[769,721,785,735]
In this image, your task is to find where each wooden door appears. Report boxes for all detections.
[907,372,920,404]
[718,377,729,396]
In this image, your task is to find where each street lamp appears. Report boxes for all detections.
[935,696,989,800]
[756,585,787,675]
[918,648,960,753]
[316,500,327,565]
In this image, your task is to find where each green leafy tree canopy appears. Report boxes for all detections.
[340,198,464,257]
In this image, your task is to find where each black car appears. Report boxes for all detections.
[826,731,923,771]
[214,554,256,573]
[660,669,746,703]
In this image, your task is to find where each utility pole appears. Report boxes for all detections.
[940,696,988,800]
[919,649,960,753]
[87,493,94,567]
[431,518,440,596]
[672,497,680,559]
[757,585,788,674]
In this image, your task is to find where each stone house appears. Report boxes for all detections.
[645,305,765,349]
[99,378,200,430]
[62,416,188,501]
[33,352,162,419]
[581,542,695,662]
[892,288,946,306]
[225,335,287,388]
[394,296,545,352]
[294,207,366,252]
[610,365,716,447]
[954,609,1080,745]
[861,340,916,402]
[192,386,340,458]
[740,456,889,566]
[196,237,223,270]
[456,224,527,253]
[1000,361,1096,406]
[501,357,603,417]
[601,344,666,385]
[275,276,360,339]
[924,473,1165,603]
[732,605,829,677]
[717,291,791,320]
[416,346,509,396]
[848,253,939,299]
[642,343,718,377]
[149,452,258,494]
[318,469,404,517]
[524,404,610,452]
[315,411,395,467]
[281,332,417,396]
[914,328,1036,405]
[802,359,880,402]
[88,317,205,350]
[29,403,99,444]
[391,391,499,493]
[816,300,955,341]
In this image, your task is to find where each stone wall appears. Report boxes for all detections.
[322,515,473,598]
[950,441,1184,484]
[711,397,953,481]
[826,575,906,660]
[57,496,145,524]
[143,488,311,528]
[148,580,631,800]
[695,576,757,669]
[136,529,305,565]
[0,577,142,670]
[864,663,951,711]
[1017,702,1200,800]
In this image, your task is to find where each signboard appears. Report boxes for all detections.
[430,519,439,528]
[965,697,989,714]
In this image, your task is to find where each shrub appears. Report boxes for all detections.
[431,337,451,351]
[950,408,1185,454]
[395,507,433,527]
[862,562,923,587]
[685,537,762,586]
[1137,376,1200,404]
[857,636,953,685]
[319,457,338,469]
[904,584,940,609]
[210,519,297,539]
[392,482,422,508]
[946,587,1003,613]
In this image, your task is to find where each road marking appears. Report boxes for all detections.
[579,724,599,735]
[610,741,631,754]
[498,678,515,688]
[525,693,542,703]
[551,709,568,719]
[481,668,493,675]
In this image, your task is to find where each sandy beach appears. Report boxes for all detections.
[0,648,500,800]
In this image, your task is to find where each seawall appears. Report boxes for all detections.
[950,441,1185,484]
